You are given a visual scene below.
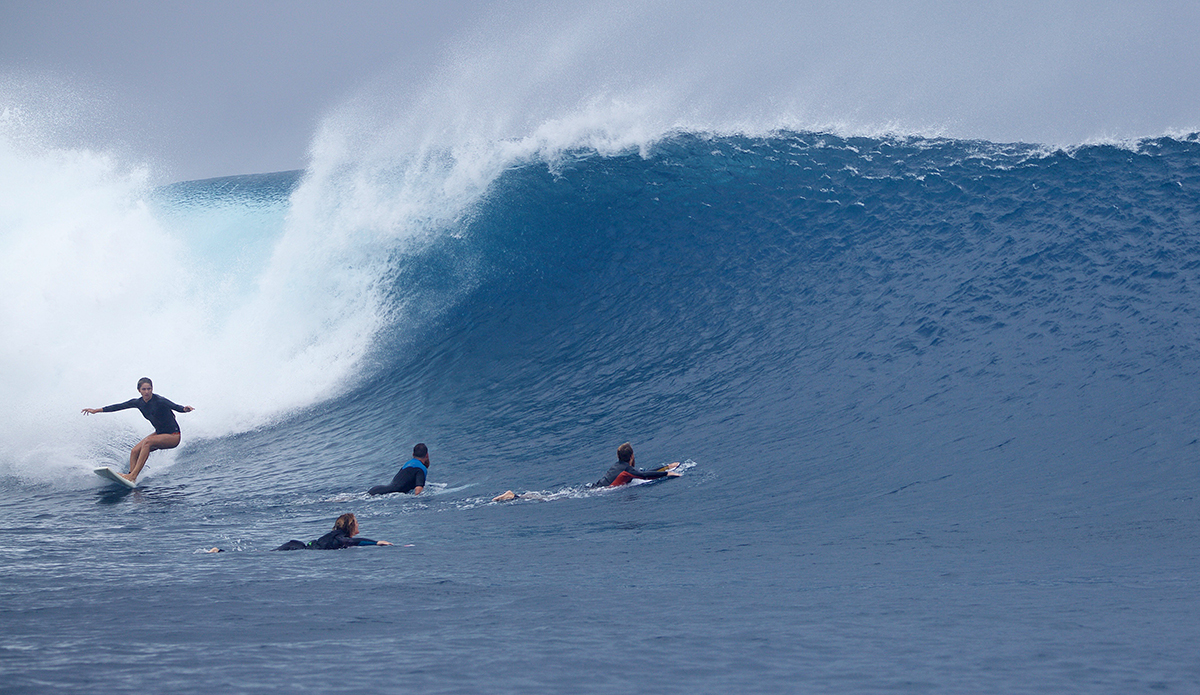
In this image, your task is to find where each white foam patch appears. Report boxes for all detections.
[0,99,446,481]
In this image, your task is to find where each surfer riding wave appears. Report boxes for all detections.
[82,377,194,482]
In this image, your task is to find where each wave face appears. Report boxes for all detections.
[335,131,1200,504]
[5,131,1200,693]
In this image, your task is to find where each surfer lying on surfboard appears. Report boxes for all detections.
[367,443,429,496]
[82,377,194,483]
[273,513,394,550]
[492,442,679,502]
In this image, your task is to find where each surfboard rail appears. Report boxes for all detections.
[93,466,138,489]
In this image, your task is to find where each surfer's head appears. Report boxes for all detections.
[413,442,428,463]
[333,513,358,537]
[137,377,153,392]
[617,442,634,463]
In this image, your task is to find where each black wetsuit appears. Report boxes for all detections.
[273,529,382,551]
[102,394,187,435]
[592,461,671,488]
[368,458,427,495]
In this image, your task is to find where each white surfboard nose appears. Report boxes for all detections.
[94,467,138,489]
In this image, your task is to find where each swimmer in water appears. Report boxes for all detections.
[82,377,194,482]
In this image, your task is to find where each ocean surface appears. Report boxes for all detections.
[3,130,1200,693]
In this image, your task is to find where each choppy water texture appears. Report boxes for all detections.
[4,132,1200,693]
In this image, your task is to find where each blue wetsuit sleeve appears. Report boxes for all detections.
[354,538,379,546]
[101,398,141,413]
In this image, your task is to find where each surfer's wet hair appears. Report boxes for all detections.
[333,513,358,536]
[413,443,428,459]
[137,377,153,390]
[617,442,634,463]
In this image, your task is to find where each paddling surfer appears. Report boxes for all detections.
[274,513,393,550]
[368,443,429,496]
[82,377,194,482]
[492,442,679,502]
[591,442,680,487]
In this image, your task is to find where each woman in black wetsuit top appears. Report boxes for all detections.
[274,513,394,550]
[82,377,194,483]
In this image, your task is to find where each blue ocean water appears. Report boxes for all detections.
[3,131,1200,693]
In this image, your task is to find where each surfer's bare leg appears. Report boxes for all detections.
[492,491,518,502]
[125,432,181,481]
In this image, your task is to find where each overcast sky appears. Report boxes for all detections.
[3,1,1198,182]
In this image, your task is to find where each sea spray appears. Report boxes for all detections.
[0,108,460,480]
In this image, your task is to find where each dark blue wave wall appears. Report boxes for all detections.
[219,132,1200,524]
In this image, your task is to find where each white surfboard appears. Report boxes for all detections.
[94,466,138,489]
